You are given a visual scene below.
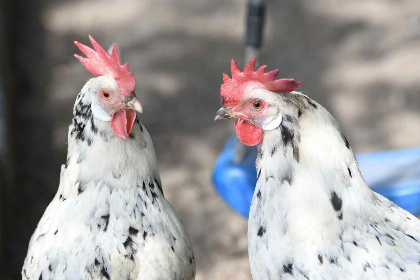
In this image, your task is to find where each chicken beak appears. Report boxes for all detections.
[214,107,234,121]
[124,96,143,113]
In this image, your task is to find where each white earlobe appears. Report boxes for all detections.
[262,114,282,131]
[91,102,111,122]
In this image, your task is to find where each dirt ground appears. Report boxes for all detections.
[2,0,420,278]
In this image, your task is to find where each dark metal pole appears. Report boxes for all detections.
[245,0,266,65]
[235,0,266,162]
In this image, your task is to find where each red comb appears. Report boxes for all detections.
[74,35,136,97]
[221,58,301,107]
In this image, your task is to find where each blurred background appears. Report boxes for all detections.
[0,0,419,279]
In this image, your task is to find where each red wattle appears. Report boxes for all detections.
[110,109,136,139]
[234,119,263,146]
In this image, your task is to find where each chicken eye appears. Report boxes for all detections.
[102,91,111,100]
[252,100,263,110]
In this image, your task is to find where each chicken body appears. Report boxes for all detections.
[22,85,195,279]
[248,92,420,280]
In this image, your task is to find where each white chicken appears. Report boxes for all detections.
[215,58,420,280]
[22,36,195,280]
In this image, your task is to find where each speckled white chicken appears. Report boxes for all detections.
[22,36,195,280]
[215,58,420,280]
